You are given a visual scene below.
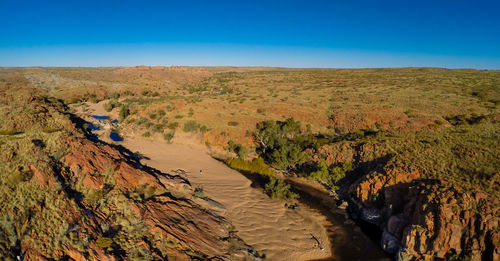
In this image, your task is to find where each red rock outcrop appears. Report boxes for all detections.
[0,96,250,260]
[60,136,243,260]
[345,165,499,260]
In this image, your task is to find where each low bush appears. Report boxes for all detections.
[0,130,22,135]
[157,110,166,118]
[89,94,100,103]
[445,114,487,126]
[96,237,113,249]
[104,100,121,112]
[183,120,200,132]
[69,97,81,104]
[167,122,179,130]
[119,105,130,121]
[227,140,240,152]
[194,186,205,198]
[152,123,165,133]
[163,132,174,143]
[264,178,299,200]
[237,146,248,160]
[226,158,274,176]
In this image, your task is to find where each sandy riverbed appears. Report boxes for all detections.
[75,102,332,260]
[122,137,331,260]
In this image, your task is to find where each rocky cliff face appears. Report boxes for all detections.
[0,96,250,260]
[313,121,500,261]
[344,163,499,261]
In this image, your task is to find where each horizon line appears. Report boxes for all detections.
[0,65,497,71]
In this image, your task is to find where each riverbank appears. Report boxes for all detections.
[119,136,332,260]
[74,102,391,260]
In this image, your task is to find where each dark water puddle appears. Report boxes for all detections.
[89,133,98,141]
[88,124,100,131]
[92,115,109,120]
[110,132,123,142]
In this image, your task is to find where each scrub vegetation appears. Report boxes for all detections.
[1,66,499,259]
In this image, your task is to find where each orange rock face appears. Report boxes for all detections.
[61,136,237,259]
[1,96,244,259]
[345,164,499,260]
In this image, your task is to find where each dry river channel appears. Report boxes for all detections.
[77,103,391,260]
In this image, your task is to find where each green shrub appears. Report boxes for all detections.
[104,100,121,112]
[227,140,240,152]
[135,117,148,125]
[188,108,194,117]
[111,92,120,99]
[104,102,114,112]
[96,237,113,249]
[194,186,204,198]
[69,97,81,104]
[237,146,248,160]
[226,158,274,176]
[309,161,352,188]
[119,105,130,121]
[445,114,486,126]
[157,110,166,118]
[163,132,174,143]
[264,178,299,200]
[142,131,151,137]
[89,94,100,103]
[183,120,200,132]
[167,122,179,130]
[152,123,165,133]
[0,130,22,135]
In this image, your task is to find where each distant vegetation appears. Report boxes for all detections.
[2,66,499,260]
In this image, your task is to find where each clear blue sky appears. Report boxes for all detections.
[1,0,499,68]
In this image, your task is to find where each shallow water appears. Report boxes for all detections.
[91,115,109,120]
[109,132,123,141]
[87,124,100,131]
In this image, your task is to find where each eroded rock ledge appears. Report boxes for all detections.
[343,164,499,261]
[0,96,252,260]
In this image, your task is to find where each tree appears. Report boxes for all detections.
[253,118,311,172]
[119,105,130,121]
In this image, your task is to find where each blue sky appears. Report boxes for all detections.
[1,0,499,68]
